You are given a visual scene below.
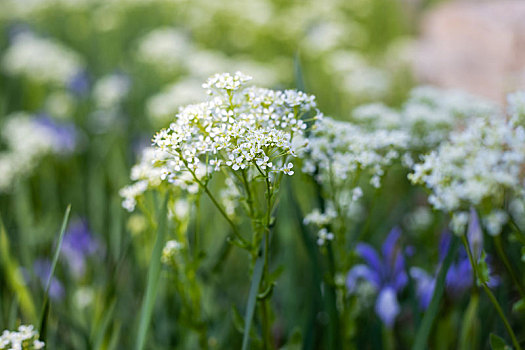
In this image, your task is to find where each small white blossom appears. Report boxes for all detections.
[316,228,334,246]
[0,325,44,350]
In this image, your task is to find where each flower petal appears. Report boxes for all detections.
[375,286,400,328]
[346,264,381,292]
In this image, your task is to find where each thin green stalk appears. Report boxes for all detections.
[461,235,522,350]
[494,235,525,298]
[186,164,249,248]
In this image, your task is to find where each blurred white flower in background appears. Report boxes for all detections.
[2,32,84,87]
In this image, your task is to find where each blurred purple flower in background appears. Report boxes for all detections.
[68,70,90,97]
[33,259,65,301]
[411,209,498,309]
[346,227,408,327]
[35,114,77,153]
[61,219,98,278]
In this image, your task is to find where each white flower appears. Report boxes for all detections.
[93,73,130,109]
[0,324,44,350]
[2,32,83,86]
[316,228,334,246]
[202,71,252,93]
[410,97,525,235]
[151,72,321,186]
[136,27,193,72]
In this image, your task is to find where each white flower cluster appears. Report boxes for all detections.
[410,112,525,235]
[508,91,525,126]
[2,32,83,87]
[324,50,392,102]
[152,72,321,187]
[353,86,499,149]
[0,325,44,350]
[304,117,409,189]
[0,112,76,192]
[136,28,193,72]
[146,78,207,125]
[119,147,198,212]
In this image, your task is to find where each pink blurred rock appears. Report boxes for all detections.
[414,0,525,103]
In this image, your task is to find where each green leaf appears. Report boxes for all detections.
[0,215,37,323]
[135,194,169,350]
[512,298,525,314]
[412,235,459,350]
[490,333,511,350]
[39,204,72,341]
[241,238,266,350]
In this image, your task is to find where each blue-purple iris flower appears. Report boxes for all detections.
[346,227,408,328]
[61,219,98,278]
[35,114,77,153]
[33,259,65,301]
[411,208,498,309]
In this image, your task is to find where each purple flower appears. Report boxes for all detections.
[33,259,65,301]
[346,227,408,327]
[68,70,90,97]
[35,114,77,153]
[61,219,98,278]
[411,211,498,310]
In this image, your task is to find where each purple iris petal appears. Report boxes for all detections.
[410,267,435,309]
[61,219,98,278]
[382,227,402,264]
[346,264,381,292]
[375,287,400,328]
[356,243,383,276]
[33,259,64,300]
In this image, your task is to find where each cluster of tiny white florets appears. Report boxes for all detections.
[152,72,321,188]
[303,117,409,190]
[0,325,44,350]
[410,111,525,235]
[352,86,499,149]
[2,32,83,87]
[119,147,199,212]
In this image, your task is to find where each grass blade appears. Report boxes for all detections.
[39,204,72,340]
[241,239,265,350]
[135,194,169,350]
[412,235,459,350]
[0,215,38,323]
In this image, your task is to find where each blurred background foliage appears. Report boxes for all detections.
[0,0,523,349]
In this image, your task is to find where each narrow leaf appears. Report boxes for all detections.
[39,204,72,340]
[241,239,265,350]
[0,215,37,322]
[412,235,459,350]
[135,194,169,350]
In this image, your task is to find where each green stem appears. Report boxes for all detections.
[260,170,273,350]
[494,235,525,298]
[461,235,522,350]
[185,164,250,248]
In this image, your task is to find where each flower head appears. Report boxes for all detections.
[346,227,408,327]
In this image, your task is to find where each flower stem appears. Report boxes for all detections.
[494,234,525,298]
[461,235,522,350]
